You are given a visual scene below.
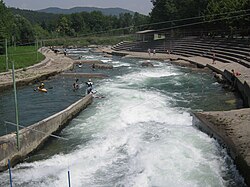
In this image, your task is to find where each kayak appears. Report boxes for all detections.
[37,87,47,93]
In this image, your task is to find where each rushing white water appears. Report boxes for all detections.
[0,56,245,187]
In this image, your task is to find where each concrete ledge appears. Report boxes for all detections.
[192,110,250,186]
[61,72,109,78]
[93,63,113,69]
[111,51,128,57]
[0,71,59,92]
[0,94,93,171]
[74,60,102,64]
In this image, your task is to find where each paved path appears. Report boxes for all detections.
[180,56,250,86]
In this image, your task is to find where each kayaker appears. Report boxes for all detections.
[86,79,93,94]
[39,82,45,89]
[73,79,79,90]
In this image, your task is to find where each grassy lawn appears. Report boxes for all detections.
[44,34,134,46]
[0,45,45,73]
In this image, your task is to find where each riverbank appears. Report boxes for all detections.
[0,47,75,91]
[193,110,250,186]
[101,47,250,186]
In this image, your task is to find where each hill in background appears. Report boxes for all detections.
[9,7,60,24]
[37,7,135,16]
[9,6,136,26]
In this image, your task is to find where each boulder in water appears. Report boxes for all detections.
[94,63,113,69]
[141,61,154,67]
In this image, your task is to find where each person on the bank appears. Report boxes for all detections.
[212,53,216,64]
[148,48,151,56]
[153,49,156,56]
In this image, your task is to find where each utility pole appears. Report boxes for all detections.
[5,39,8,71]
[11,61,20,150]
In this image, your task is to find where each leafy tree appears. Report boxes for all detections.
[56,16,75,36]
[150,0,208,28]
[205,0,250,36]
[70,13,86,34]
[33,24,50,39]
[12,15,35,43]
[118,13,133,28]
[133,12,148,26]
[150,0,177,23]
[0,0,14,53]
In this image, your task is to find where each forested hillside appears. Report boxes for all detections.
[0,0,148,54]
[38,7,134,16]
[0,0,249,55]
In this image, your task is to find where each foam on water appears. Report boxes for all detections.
[111,60,131,67]
[100,59,112,63]
[0,57,245,187]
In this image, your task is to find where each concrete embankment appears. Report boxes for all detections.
[62,72,109,78]
[74,60,102,64]
[0,47,75,91]
[0,94,93,171]
[193,110,250,186]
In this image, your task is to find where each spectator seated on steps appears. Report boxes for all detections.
[231,69,241,76]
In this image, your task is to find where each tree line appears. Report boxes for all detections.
[1,0,249,54]
[150,0,250,36]
[0,0,148,54]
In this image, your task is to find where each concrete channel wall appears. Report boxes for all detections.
[0,94,93,171]
[223,69,250,107]
[192,113,250,186]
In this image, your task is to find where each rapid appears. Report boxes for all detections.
[0,52,246,186]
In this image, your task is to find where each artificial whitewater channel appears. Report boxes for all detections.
[0,49,246,186]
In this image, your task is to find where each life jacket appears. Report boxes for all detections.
[86,81,93,88]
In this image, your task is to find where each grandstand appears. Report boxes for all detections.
[112,35,250,68]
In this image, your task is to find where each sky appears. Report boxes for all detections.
[3,0,153,15]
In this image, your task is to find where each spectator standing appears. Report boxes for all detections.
[153,49,156,56]
[212,53,216,64]
[148,48,151,57]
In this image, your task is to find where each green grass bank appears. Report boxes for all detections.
[0,45,45,73]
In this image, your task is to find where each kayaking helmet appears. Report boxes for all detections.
[41,82,44,86]
[89,79,91,81]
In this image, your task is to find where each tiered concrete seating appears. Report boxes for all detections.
[111,41,138,51]
[113,37,250,68]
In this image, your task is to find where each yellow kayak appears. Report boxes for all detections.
[37,87,47,93]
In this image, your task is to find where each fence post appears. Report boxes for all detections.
[36,40,39,62]
[5,39,8,71]
[68,170,71,187]
[11,61,20,150]
[8,159,13,187]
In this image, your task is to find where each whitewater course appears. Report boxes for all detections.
[0,47,249,186]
